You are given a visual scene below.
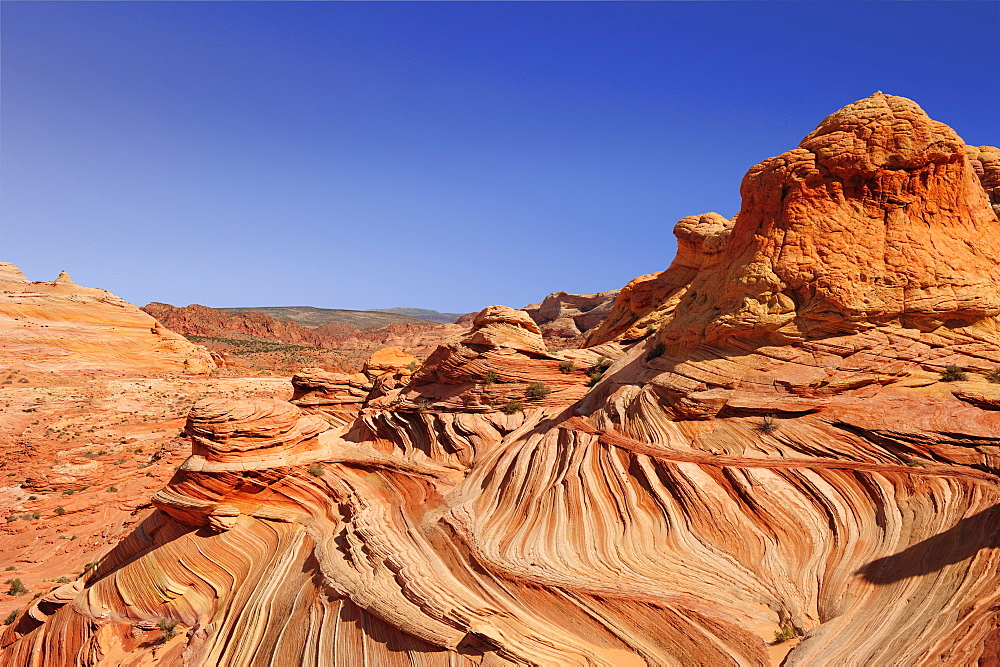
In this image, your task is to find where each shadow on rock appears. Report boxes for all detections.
[858,503,1000,584]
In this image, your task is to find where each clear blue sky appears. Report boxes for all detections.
[2,2,997,313]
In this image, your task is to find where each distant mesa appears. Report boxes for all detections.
[142,302,470,374]
[369,307,466,324]
[219,305,463,329]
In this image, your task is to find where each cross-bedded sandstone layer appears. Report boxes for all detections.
[3,94,1000,665]
[0,266,217,375]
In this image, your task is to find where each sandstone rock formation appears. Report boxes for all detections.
[1,265,216,375]
[522,289,620,342]
[588,92,1000,348]
[4,94,1000,665]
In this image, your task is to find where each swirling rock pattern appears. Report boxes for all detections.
[4,94,1000,665]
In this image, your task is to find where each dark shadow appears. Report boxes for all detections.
[857,503,1000,584]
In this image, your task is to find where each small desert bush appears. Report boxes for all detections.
[754,415,779,435]
[482,370,499,385]
[6,579,28,597]
[3,566,14,571]
[501,401,524,415]
[588,371,604,387]
[772,623,799,645]
[54,507,65,515]
[940,365,967,382]
[986,367,1000,383]
[307,463,325,477]
[2,609,17,625]
[525,382,552,401]
[107,486,118,493]
[559,360,575,374]
[156,618,180,643]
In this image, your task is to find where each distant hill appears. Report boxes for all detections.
[369,307,464,324]
[219,306,437,330]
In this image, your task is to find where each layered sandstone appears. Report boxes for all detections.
[588,92,1000,347]
[4,94,1000,666]
[522,289,620,341]
[0,265,216,374]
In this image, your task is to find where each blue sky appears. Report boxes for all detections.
[2,1,998,313]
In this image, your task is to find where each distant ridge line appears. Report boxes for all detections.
[219,305,462,329]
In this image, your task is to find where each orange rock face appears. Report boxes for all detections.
[4,94,1000,665]
[1,266,217,375]
[589,92,1000,347]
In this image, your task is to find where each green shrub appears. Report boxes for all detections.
[482,370,499,385]
[407,360,418,372]
[558,360,575,374]
[772,623,798,645]
[307,463,325,477]
[54,507,65,515]
[587,371,604,387]
[645,342,665,362]
[6,578,28,597]
[645,324,656,336]
[986,367,1000,383]
[156,618,180,643]
[3,566,14,571]
[3,609,18,625]
[592,356,611,372]
[940,364,967,382]
[81,562,98,576]
[526,382,552,401]
[107,486,118,493]
[501,401,524,415]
